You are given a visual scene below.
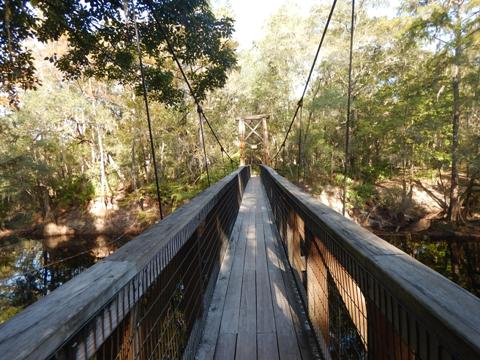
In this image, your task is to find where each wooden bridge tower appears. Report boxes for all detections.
[238,114,270,166]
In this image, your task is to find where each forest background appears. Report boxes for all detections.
[1,0,479,238]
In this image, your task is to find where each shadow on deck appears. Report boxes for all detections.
[195,177,317,360]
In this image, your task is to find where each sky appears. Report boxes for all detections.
[212,0,401,50]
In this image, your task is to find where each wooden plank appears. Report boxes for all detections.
[196,209,246,360]
[260,177,311,359]
[244,114,269,120]
[219,178,256,335]
[262,190,313,360]
[264,214,302,360]
[236,188,257,359]
[244,198,257,271]
[278,241,314,360]
[255,191,276,334]
[257,332,279,360]
[235,271,257,359]
[238,270,256,335]
[219,195,250,335]
[214,333,237,360]
[262,186,313,360]
[198,177,315,360]
[198,179,257,360]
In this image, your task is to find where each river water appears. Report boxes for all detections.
[377,232,480,298]
[0,234,132,324]
[1,232,479,325]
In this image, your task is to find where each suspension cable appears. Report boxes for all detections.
[143,0,235,168]
[198,106,211,186]
[133,11,164,219]
[272,0,338,162]
[343,0,356,216]
[297,103,303,183]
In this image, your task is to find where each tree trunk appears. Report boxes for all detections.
[40,184,52,222]
[447,8,462,224]
[107,152,126,184]
[131,139,137,191]
[160,141,165,175]
[97,126,107,208]
[141,143,150,183]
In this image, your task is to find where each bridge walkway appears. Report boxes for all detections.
[196,177,316,360]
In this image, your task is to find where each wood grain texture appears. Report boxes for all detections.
[196,177,314,360]
[261,165,480,359]
[0,167,250,360]
[196,209,246,360]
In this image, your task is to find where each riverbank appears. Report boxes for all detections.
[2,176,479,243]
[305,179,480,297]
[303,176,480,240]
[0,197,159,241]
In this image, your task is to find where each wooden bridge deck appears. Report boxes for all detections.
[196,177,315,360]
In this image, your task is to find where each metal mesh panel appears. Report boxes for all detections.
[260,165,478,360]
[51,167,250,360]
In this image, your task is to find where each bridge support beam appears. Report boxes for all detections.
[238,118,245,166]
[238,114,270,166]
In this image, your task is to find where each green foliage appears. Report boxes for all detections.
[1,0,480,228]
[1,0,237,107]
[349,183,376,209]
[135,208,158,228]
[0,0,37,106]
[359,162,393,183]
[206,0,480,222]
[54,175,95,210]
[0,301,24,324]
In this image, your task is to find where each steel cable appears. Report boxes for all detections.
[143,0,235,169]
[272,0,338,162]
[343,0,356,216]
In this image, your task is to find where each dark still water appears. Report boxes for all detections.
[378,232,480,298]
[1,232,479,326]
[0,234,132,324]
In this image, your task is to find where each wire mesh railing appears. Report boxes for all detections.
[0,166,250,360]
[260,165,480,360]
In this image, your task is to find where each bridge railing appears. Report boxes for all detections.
[0,166,250,360]
[261,165,480,360]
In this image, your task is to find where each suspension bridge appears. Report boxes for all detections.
[0,165,479,359]
[1,0,480,359]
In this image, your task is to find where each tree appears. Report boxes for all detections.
[1,0,237,107]
[404,0,480,223]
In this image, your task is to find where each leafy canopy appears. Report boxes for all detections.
[0,0,237,106]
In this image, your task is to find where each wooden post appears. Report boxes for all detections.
[262,116,270,165]
[239,118,245,166]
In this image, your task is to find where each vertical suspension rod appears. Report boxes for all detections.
[343,0,355,216]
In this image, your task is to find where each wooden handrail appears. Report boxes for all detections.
[0,166,250,360]
[261,165,480,359]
